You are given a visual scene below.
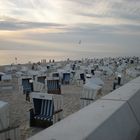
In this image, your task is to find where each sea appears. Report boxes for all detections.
[0,49,139,66]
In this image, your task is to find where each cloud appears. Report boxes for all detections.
[0,19,64,30]
[0,0,140,25]
[0,0,140,59]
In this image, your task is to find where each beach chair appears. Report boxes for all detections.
[80,73,85,84]
[33,81,44,92]
[0,125,21,140]
[22,78,33,93]
[62,72,71,84]
[30,92,63,127]
[80,83,102,108]
[46,77,61,94]
[37,76,46,84]
[117,76,121,85]
[91,69,95,75]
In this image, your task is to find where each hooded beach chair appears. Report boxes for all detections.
[37,76,46,84]
[30,92,63,127]
[62,72,71,84]
[30,93,54,127]
[91,69,95,75]
[33,81,44,92]
[22,78,33,93]
[80,73,85,84]
[46,77,61,94]
[80,79,102,108]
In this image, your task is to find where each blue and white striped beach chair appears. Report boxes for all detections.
[30,92,63,128]
[46,78,61,94]
[22,78,33,93]
[30,93,54,127]
[62,73,71,84]
[34,99,54,121]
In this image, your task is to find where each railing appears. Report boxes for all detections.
[28,77,140,140]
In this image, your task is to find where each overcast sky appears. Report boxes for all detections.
[0,0,140,63]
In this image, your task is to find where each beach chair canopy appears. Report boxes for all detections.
[15,71,24,77]
[1,74,12,81]
[0,72,5,76]
[85,77,104,87]
[0,101,9,131]
[0,72,5,81]
[37,65,47,72]
[33,81,44,92]
[84,82,102,90]
[94,70,102,77]
[63,64,71,71]
[21,66,28,72]
[28,70,39,76]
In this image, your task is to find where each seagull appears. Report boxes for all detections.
[79,40,81,44]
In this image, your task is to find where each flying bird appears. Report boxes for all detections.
[79,40,81,45]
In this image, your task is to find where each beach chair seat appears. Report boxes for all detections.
[34,115,52,120]
[34,99,54,121]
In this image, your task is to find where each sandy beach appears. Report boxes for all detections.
[0,60,139,140]
[0,74,131,140]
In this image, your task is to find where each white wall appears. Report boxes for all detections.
[28,77,140,140]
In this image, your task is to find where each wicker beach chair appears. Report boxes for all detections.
[22,78,33,93]
[30,92,63,128]
[30,93,54,127]
[80,80,102,108]
[37,76,46,84]
[62,72,71,84]
[80,73,85,84]
[46,77,61,94]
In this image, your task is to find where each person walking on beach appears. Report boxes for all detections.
[117,74,121,85]
[26,91,30,102]
[113,77,118,90]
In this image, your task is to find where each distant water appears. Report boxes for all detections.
[0,50,139,65]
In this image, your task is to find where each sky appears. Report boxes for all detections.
[0,0,140,64]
